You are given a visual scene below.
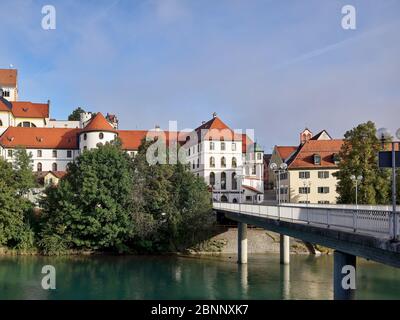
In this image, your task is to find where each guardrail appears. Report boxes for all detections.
[213,202,398,239]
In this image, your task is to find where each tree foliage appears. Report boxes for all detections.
[39,142,134,252]
[334,121,391,204]
[68,107,85,121]
[130,140,213,252]
[13,148,36,196]
[0,158,34,249]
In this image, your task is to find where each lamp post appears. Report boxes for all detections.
[377,128,399,241]
[302,180,311,205]
[269,162,288,205]
[350,175,363,208]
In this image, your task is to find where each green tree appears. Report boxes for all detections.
[0,158,34,249]
[334,121,391,204]
[39,142,134,253]
[68,107,85,121]
[13,148,36,196]
[130,140,213,252]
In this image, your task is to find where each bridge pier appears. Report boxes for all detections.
[280,234,290,265]
[333,250,357,300]
[238,222,248,264]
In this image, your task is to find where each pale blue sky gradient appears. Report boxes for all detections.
[1,0,399,152]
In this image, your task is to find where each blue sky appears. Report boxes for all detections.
[1,0,399,153]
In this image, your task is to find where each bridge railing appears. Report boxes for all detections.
[213,202,393,238]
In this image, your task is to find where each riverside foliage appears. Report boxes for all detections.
[33,139,213,255]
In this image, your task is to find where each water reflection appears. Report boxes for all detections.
[0,254,399,300]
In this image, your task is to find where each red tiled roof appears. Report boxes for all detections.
[118,130,184,150]
[0,127,80,149]
[46,171,67,179]
[82,113,116,132]
[287,139,343,169]
[11,101,49,118]
[242,185,263,194]
[276,146,297,161]
[195,116,242,141]
[0,69,17,87]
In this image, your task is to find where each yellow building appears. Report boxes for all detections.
[270,129,343,204]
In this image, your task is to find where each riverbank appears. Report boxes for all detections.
[1,227,328,256]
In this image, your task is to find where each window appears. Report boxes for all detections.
[52,163,58,171]
[0,119,2,126]
[83,146,87,151]
[221,142,225,151]
[257,153,262,160]
[245,166,249,175]
[3,90,10,97]
[7,150,13,158]
[280,172,288,180]
[299,200,310,204]
[318,200,330,204]
[252,165,256,175]
[246,196,252,202]
[232,143,236,151]
[232,157,237,168]
[192,162,195,169]
[197,158,200,168]
[84,133,87,141]
[314,154,321,165]
[333,153,340,164]
[221,172,226,190]
[299,187,310,194]
[210,157,215,168]
[210,142,215,150]
[52,150,57,158]
[318,171,329,179]
[209,172,215,186]
[37,150,42,158]
[317,187,330,194]
[188,148,191,156]
[17,122,36,128]
[280,187,288,194]
[37,162,42,172]
[221,195,228,202]
[299,171,310,179]
[232,172,237,190]
[67,150,72,158]
[99,132,104,140]
[221,157,226,168]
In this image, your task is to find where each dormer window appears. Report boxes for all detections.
[22,107,29,112]
[333,153,340,164]
[313,154,321,165]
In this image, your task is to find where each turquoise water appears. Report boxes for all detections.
[0,254,399,300]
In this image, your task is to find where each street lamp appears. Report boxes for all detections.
[270,162,288,205]
[377,127,399,241]
[350,175,363,207]
[302,180,311,205]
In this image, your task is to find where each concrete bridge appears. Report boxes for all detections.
[213,202,400,300]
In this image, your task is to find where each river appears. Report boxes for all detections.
[0,254,399,299]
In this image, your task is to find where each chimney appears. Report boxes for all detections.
[155,124,161,131]
[201,120,205,125]
[212,112,217,118]
[300,128,313,144]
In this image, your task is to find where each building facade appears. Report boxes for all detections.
[0,74,264,203]
[270,129,343,204]
[0,69,18,102]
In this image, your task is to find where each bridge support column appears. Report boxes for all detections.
[333,251,356,300]
[238,222,248,264]
[280,234,290,265]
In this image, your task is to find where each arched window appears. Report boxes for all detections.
[232,157,237,168]
[221,157,226,168]
[221,195,228,202]
[84,133,87,141]
[52,163,58,171]
[221,172,226,190]
[232,198,238,203]
[99,132,104,139]
[232,172,237,190]
[37,162,42,172]
[209,172,215,186]
[210,157,215,168]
